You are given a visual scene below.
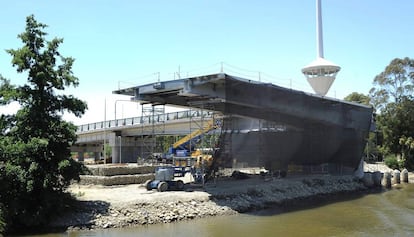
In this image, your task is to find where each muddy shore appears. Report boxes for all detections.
[50,174,370,232]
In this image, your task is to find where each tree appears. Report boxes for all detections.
[367,57,414,169]
[369,57,414,111]
[0,15,87,232]
[376,96,414,169]
[343,92,371,106]
[399,135,414,169]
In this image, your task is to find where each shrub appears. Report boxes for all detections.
[384,155,400,170]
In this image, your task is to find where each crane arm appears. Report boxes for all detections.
[173,120,216,149]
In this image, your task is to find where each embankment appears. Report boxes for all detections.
[50,174,369,231]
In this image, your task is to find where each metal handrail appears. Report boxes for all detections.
[76,110,213,133]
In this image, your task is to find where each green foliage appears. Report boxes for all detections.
[0,75,17,106]
[376,97,414,157]
[367,57,414,170]
[398,136,414,170]
[343,92,372,106]
[384,155,401,170]
[369,57,414,111]
[399,136,414,150]
[155,135,176,153]
[104,143,112,158]
[0,15,87,233]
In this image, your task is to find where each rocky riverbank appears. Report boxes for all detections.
[50,174,370,232]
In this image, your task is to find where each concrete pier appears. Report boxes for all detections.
[382,172,392,189]
[362,172,374,188]
[401,169,409,183]
[362,171,383,188]
[372,171,382,187]
[392,170,401,184]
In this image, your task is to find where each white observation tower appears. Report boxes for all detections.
[302,0,340,96]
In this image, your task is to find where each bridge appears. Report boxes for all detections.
[74,73,372,175]
[73,109,219,163]
[111,73,373,174]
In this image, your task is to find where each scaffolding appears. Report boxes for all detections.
[140,104,165,160]
[185,102,222,182]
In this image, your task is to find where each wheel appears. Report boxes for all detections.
[157,181,168,192]
[144,179,152,191]
[176,180,184,190]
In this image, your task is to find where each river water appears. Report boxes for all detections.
[26,183,414,237]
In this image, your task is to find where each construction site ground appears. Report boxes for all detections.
[48,162,414,231]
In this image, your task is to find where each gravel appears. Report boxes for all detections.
[49,174,369,231]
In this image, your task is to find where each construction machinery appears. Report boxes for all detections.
[164,118,219,167]
[168,119,218,158]
[144,166,186,192]
[146,119,220,192]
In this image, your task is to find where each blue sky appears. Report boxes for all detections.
[1,1,413,124]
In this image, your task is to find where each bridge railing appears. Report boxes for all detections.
[76,110,214,133]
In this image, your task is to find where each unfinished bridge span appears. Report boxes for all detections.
[114,73,373,175]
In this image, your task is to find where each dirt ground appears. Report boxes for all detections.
[69,183,211,204]
[68,162,411,206]
[69,171,211,204]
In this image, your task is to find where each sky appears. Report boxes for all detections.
[1,1,413,125]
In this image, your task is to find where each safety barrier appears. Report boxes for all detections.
[76,110,214,133]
